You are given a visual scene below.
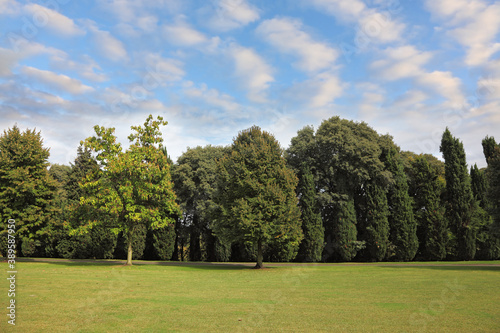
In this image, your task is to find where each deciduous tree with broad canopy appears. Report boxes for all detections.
[214,126,303,268]
[74,115,181,265]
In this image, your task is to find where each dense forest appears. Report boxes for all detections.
[1,115,499,264]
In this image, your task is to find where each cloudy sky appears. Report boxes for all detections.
[1,0,499,168]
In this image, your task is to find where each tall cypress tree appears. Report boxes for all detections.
[412,156,447,260]
[440,128,476,260]
[470,164,487,208]
[333,196,359,261]
[384,147,418,261]
[485,145,500,231]
[359,181,389,261]
[296,166,324,262]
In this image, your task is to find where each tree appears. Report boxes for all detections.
[440,128,476,260]
[470,164,487,208]
[287,117,388,262]
[295,166,324,262]
[486,145,500,231]
[215,126,303,268]
[383,147,418,261]
[411,156,447,260]
[0,126,57,257]
[358,181,389,261]
[75,115,181,265]
[55,146,118,260]
[172,145,230,261]
[482,136,497,164]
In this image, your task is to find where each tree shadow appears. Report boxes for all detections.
[380,264,500,272]
[14,258,263,270]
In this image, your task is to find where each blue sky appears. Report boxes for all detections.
[1,0,499,168]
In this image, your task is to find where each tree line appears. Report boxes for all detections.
[0,115,499,267]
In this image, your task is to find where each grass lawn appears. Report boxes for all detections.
[1,260,499,332]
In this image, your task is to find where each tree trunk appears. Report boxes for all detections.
[126,232,133,266]
[254,239,263,269]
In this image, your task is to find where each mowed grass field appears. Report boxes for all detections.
[1,260,499,332]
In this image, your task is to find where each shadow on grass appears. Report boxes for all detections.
[14,258,266,270]
[380,265,500,272]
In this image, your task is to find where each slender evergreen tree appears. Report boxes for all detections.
[359,181,389,261]
[384,147,418,261]
[440,128,476,260]
[486,145,500,230]
[470,164,487,208]
[412,156,447,260]
[296,166,324,262]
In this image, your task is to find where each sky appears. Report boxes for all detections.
[1,0,499,168]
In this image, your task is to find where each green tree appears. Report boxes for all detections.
[486,146,500,232]
[75,115,181,265]
[287,117,388,262]
[383,147,418,261]
[0,126,57,257]
[440,128,476,260]
[358,181,389,261]
[482,136,498,164]
[411,156,447,260]
[470,164,487,208]
[215,126,303,268]
[295,166,324,262]
[56,146,118,259]
[172,145,230,261]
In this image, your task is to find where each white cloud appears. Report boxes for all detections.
[425,0,500,66]
[0,41,67,77]
[183,82,241,113]
[50,54,108,83]
[23,4,85,37]
[141,53,185,84]
[416,71,464,105]
[0,0,20,15]
[0,48,18,77]
[307,0,366,23]
[391,89,429,109]
[286,71,343,108]
[371,45,433,80]
[228,44,274,103]
[202,0,260,31]
[256,17,338,73]
[100,0,183,22]
[92,29,128,62]
[163,22,208,46]
[307,0,405,44]
[21,66,94,94]
[356,10,405,44]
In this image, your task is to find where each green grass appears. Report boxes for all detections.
[1,260,499,332]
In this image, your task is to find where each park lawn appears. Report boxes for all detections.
[1,260,499,332]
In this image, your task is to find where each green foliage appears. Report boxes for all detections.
[440,128,476,260]
[295,166,324,262]
[486,146,500,232]
[482,135,497,165]
[383,147,418,261]
[114,225,147,260]
[358,182,389,261]
[287,117,389,262]
[0,126,57,257]
[410,156,447,260]
[172,145,230,261]
[215,126,303,268]
[470,164,487,208]
[76,115,181,265]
